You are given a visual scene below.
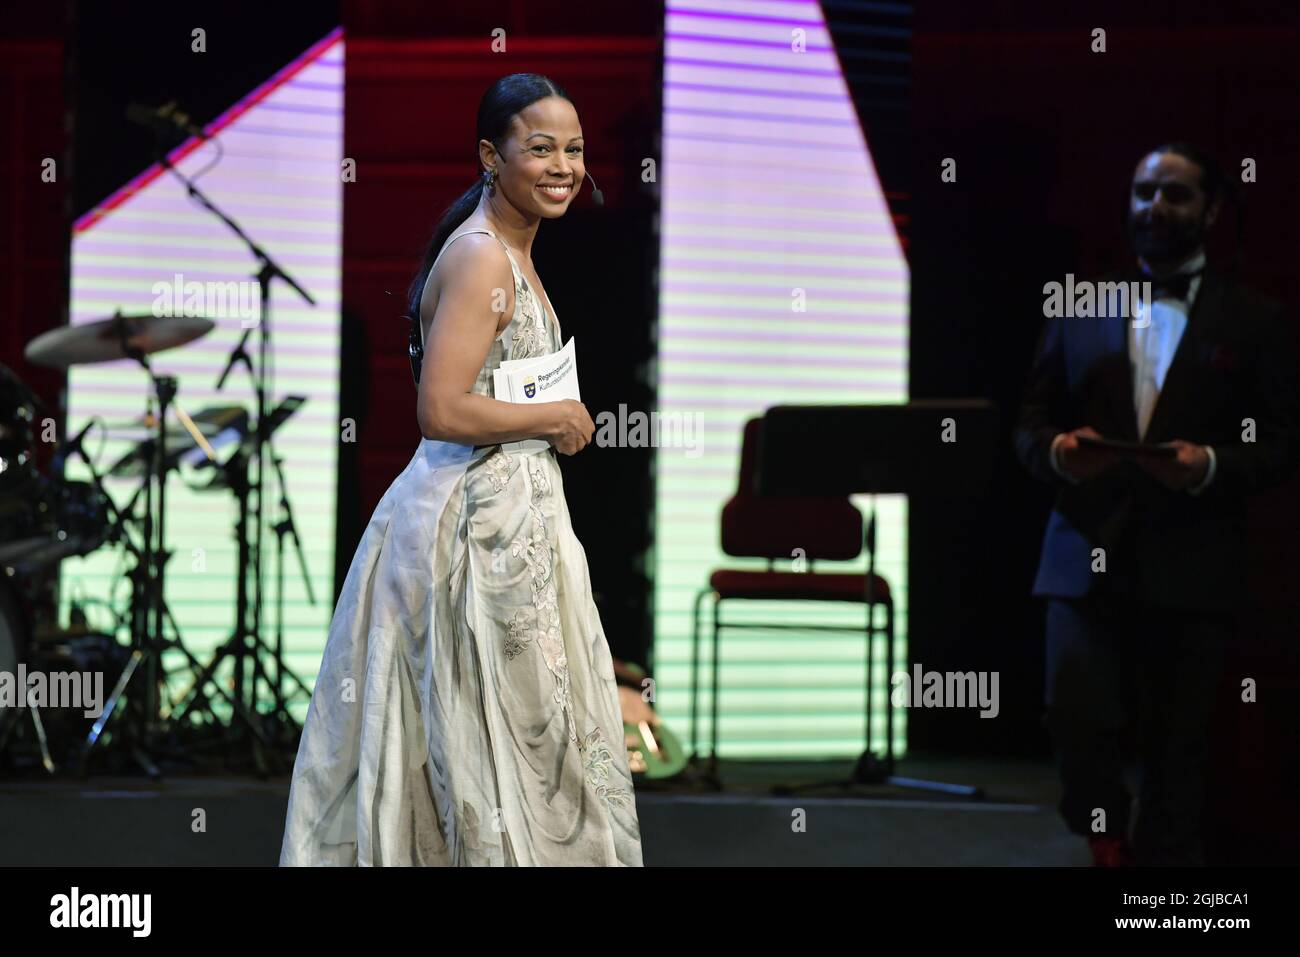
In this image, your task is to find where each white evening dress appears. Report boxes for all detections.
[279,225,643,866]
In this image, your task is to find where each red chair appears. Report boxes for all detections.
[688,416,894,786]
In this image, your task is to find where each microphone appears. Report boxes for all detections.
[126,100,210,145]
[585,171,604,206]
[215,337,253,392]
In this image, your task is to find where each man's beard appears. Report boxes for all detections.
[1127,213,1206,266]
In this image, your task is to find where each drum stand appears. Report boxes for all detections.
[78,342,263,776]
[169,445,304,774]
[0,689,57,774]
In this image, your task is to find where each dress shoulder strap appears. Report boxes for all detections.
[410,227,523,386]
[429,226,522,281]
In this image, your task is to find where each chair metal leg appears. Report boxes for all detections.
[688,586,711,758]
[865,598,898,771]
[884,602,895,769]
[865,598,875,755]
[709,594,721,777]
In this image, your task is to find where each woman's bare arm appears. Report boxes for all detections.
[415,235,562,446]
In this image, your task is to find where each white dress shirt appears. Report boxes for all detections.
[1049,251,1217,494]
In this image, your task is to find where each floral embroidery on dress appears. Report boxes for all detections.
[506,460,577,744]
[503,608,533,660]
[527,460,550,497]
[579,727,634,809]
[509,279,551,361]
[484,447,516,493]
[510,510,554,599]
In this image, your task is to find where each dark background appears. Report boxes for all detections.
[903,1,1300,860]
[2,1,1298,857]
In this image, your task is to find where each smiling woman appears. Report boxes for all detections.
[279,73,643,867]
[405,76,586,340]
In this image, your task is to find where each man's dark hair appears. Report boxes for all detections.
[1145,141,1243,280]
[1150,141,1231,206]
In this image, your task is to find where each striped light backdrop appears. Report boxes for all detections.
[655,0,909,757]
[63,29,344,722]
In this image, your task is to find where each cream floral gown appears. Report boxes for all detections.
[280,225,643,866]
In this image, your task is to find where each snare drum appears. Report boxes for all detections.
[0,474,110,575]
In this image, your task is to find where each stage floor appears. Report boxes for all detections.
[0,753,1100,866]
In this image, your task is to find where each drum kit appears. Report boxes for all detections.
[2,96,326,778]
[0,312,313,777]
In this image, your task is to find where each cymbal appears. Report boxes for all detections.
[24,313,215,369]
[111,406,247,436]
[107,404,251,478]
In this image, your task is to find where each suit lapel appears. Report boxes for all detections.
[1141,271,1223,444]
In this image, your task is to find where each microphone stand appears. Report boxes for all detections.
[154,144,316,766]
[270,450,316,723]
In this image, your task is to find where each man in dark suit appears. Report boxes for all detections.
[1014,143,1300,866]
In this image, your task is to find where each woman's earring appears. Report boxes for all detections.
[483,168,496,193]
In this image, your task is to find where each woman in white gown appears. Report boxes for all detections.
[280,74,643,866]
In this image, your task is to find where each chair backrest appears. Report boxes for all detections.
[719,417,863,560]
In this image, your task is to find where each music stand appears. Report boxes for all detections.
[757,400,997,799]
